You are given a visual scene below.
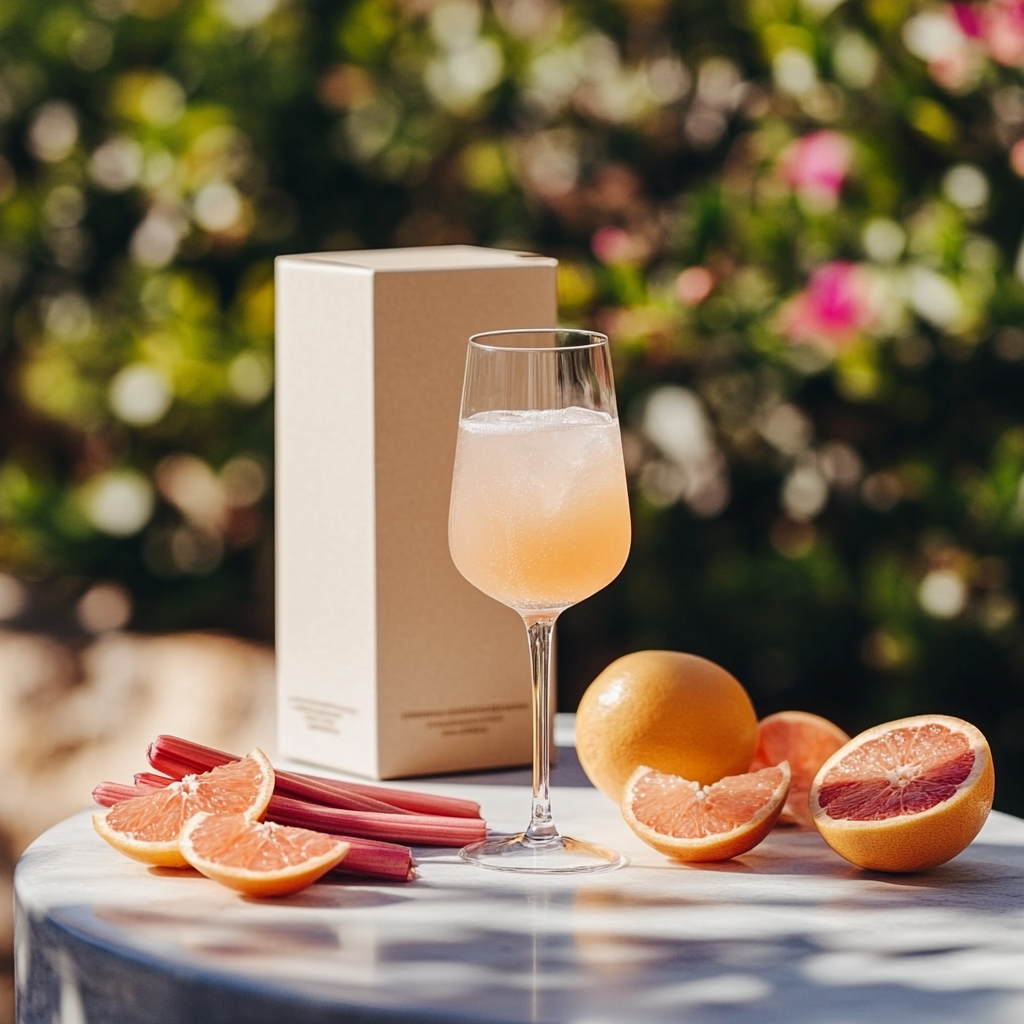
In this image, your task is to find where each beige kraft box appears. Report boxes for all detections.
[275,245,559,778]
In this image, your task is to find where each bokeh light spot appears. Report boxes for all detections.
[861,471,902,512]
[69,22,114,71]
[430,0,482,49]
[833,32,879,88]
[77,582,132,633]
[43,185,85,229]
[90,137,143,192]
[0,574,28,621]
[759,403,812,456]
[43,293,93,343]
[640,386,729,516]
[139,75,185,126]
[943,164,989,209]
[0,156,15,203]
[221,456,267,507]
[193,181,243,232]
[82,471,155,536]
[228,352,273,404]
[108,364,173,426]
[782,463,829,521]
[773,49,816,97]
[675,267,714,305]
[27,101,78,162]
[130,205,188,268]
[156,454,227,532]
[218,0,279,29]
[862,219,906,264]
[907,266,962,329]
[645,57,690,104]
[919,569,967,618]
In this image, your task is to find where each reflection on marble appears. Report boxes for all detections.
[15,777,1024,1024]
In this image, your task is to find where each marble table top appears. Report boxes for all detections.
[15,744,1024,1024]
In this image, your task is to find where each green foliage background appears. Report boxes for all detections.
[4,0,1024,808]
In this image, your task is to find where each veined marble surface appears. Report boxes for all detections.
[14,754,1024,1024]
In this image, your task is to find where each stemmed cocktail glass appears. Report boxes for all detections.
[448,329,631,873]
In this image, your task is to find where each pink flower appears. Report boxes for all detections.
[1011,139,1024,177]
[951,3,984,38]
[779,131,852,210]
[983,0,1024,66]
[778,262,874,350]
[591,226,649,265]
[675,267,714,305]
[902,8,984,91]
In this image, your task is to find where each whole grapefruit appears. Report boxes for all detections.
[575,651,758,801]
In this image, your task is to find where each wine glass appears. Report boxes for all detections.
[448,328,631,873]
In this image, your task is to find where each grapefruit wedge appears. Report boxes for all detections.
[181,813,350,897]
[750,711,850,827]
[621,762,791,862]
[93,749,274,867]
[809,715,994,872]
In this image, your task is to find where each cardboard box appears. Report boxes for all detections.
[275,245,559,778]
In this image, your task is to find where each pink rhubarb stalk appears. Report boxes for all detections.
[135,772,174,789]
[148,734,483,820]
[265,793,486,846]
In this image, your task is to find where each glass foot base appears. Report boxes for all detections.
[460,833,626,874]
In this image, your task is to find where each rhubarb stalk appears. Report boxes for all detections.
[148,734,483,820]
[266,793,486,846]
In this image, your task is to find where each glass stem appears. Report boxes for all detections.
[524,615,560,845]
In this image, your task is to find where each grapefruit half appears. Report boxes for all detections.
[809,714,994,872]
[621,761,791,862]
